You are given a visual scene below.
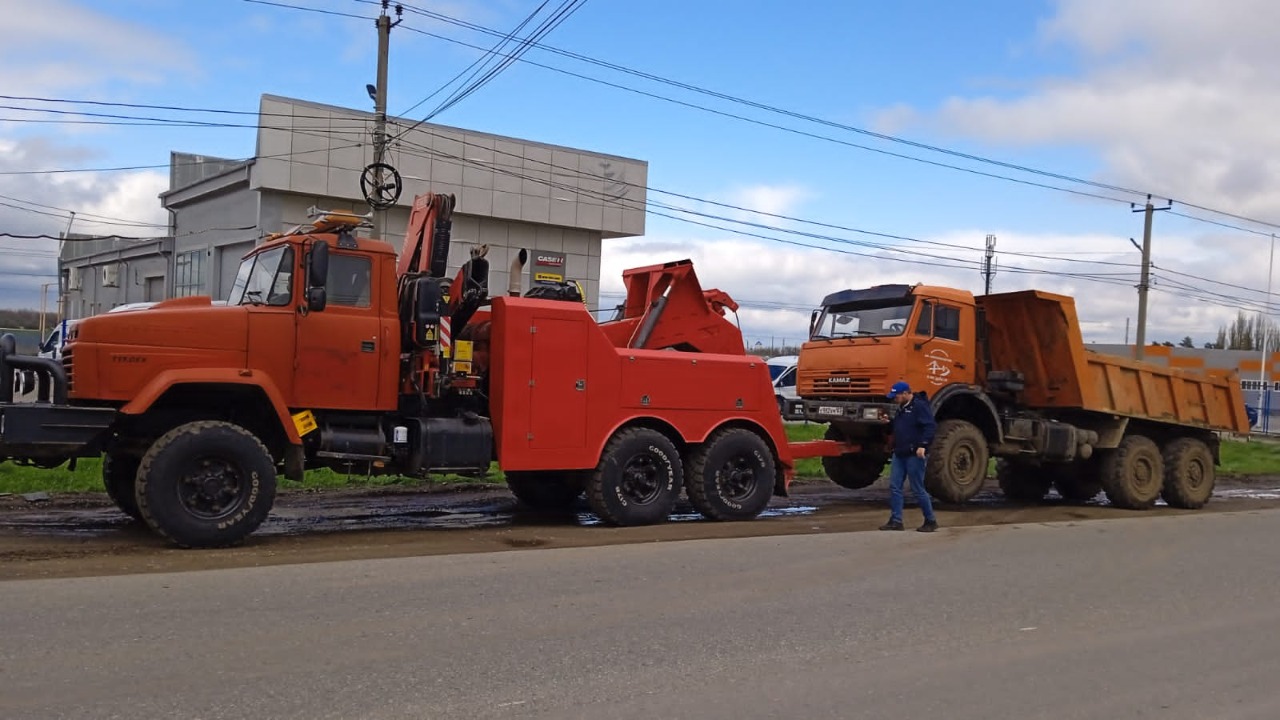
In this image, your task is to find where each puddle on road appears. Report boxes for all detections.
[0,496,821,541]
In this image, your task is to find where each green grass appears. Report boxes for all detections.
[4,426,1278,496]
[0,458,504,496]
[1219,438,1280,476]
[783,422,828,478]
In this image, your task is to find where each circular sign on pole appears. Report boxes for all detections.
[360,162,402,209]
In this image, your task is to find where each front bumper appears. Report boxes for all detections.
[803,398,895,424]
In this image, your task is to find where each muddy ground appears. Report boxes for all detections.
[3,475,1279,581]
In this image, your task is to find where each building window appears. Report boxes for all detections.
[174,250,206,297]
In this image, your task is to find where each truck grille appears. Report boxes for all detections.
[799,369,886,397]
[61,347,74,393]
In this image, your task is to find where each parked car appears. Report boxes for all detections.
[767,355,804,420]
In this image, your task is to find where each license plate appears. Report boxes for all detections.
[817,406,843,416]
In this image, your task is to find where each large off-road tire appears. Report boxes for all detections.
[686,428,776,521]
[136,421,278,548]
[1101,434,1164,510]
[1160,437,1215,509]
[995,459,1051,502]
[587,427,683,526]
[820,425,886,490]
[1051,460,1103,502]
[506,470,583,511]
[925,419,989,504]
[102,453,142,521]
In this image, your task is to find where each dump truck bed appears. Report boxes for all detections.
[979,290,1250,434]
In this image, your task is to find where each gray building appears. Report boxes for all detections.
[59,234,173,319]
[60,94,648,318]
[168,94,645,308]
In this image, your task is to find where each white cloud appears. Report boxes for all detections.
[0,0,196,94]
[722,184,811,217]
[878,0,1280,220]
[0,1,187,309]
[600,221,1274,349]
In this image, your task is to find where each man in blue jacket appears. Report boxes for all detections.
[880,381,939,533]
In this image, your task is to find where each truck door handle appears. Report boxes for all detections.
[361,340,376,353]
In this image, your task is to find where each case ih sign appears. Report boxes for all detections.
[530,251,566,283]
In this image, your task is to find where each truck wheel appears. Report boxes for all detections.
[995,459,1051,502]
[1101,434,1163,510]
[1160,437,1215,509]
[587,427,682,526]
[1051,461,1103,502]
[136,421,278,548]
[506,471,583,511]
[820,425,886,490]
[102,454,142,521]
[925,420,989,504]
[686,428,776,521]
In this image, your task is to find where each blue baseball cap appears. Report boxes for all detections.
[887,381,911,398]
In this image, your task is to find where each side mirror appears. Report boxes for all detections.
[308,241,329,289]
[809,309,820,337]
[307,287,327,312]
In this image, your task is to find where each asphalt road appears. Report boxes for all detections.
[4,509,1280,719]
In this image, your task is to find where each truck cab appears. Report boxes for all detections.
[800,284,977,424]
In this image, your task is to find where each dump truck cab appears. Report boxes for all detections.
[800,284,978,423]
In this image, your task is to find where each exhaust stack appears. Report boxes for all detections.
[508,248,528,296]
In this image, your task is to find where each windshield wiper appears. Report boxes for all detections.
[244,290,265,306]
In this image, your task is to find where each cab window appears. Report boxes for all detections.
[327,254,372,308]
[936,306,961,341]
[228,246,294,306]
[915,301,933,336]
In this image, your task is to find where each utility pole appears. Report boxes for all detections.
[1130,194,1171,360]
[370,1,403,239]
[1258,233,1276,429]
[981,233,997,294]
[56,211,75,322]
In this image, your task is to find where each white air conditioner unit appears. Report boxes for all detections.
[67,267,82,290]
[101,263,120,288]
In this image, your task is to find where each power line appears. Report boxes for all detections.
[392,0,591,138]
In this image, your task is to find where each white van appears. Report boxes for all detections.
[766,355,803,420]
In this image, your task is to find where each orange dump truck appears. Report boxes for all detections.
[798,284,1250,509]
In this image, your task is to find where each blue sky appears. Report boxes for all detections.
[3,0,1280,347]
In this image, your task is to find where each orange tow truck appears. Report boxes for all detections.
[0,192,854,547]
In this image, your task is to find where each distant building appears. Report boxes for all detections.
[1089,343,1278,425]
[59,94,649,318]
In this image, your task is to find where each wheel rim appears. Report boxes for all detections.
[715,454,760,502]
[1186,456,1207,490]
[950,441,982,487]
[178,455,247,520]
[1132,453,1159,495]
[620,452,667,505]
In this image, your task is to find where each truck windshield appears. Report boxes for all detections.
[227,246,294,306]
[813,302,914,339]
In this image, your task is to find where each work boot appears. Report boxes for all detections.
[917,520,939,533]
[879,520,904,531]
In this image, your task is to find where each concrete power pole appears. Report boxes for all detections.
[370,1,402,239]
[981,233,997,295]
[1131,194,1171,360]
[56,211,75,322]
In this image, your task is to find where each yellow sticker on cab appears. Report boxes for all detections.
[292,410,318,437]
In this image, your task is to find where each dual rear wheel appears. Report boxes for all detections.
[508,426,778,527]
